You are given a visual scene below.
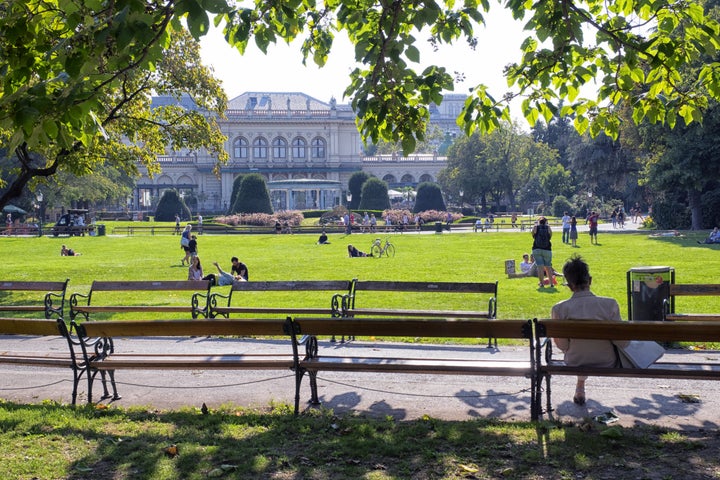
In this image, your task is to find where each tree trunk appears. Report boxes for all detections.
[688,188,703,230]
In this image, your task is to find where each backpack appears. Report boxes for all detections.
[534,224,551,249]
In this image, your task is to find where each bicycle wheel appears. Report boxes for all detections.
[370,244,382,258]
[385,244,396,257]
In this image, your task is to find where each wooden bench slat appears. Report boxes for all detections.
[91,354,295,370]
[87,280,211,292]
[353,281,497,294]
[0,280,68,319]
[669,284,720,296]
[302,356,531,375]
[228,281,352,292]
[73,306,196,313]
[293,318,526,339]
[0,318,65,336]
[77,319,291,338]
[0,306,46,311]
[212,307,334,315]
[0,281,68,291]
[345,309,491,318]
[665,314,720,322]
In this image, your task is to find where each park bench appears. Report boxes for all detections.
[65,317,302,410]
[69,280,212,320]
[340,280,499,347]
[534,318,720,420]
[0,279,69,318]
[663,283,720,322]
[286,317,538,419]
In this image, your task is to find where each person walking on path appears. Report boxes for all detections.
[561,212,571,244]
[531,217,556,288]
[551,254,627,405]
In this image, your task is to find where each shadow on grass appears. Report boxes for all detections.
[1,400,718,480]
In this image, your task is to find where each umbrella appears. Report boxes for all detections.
[2,204,27,215]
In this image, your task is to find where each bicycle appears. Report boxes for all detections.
[370,237,395,258]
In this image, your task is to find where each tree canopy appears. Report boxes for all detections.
[3,0,720,211]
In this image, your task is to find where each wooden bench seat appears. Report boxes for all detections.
[341,280,499,346]
[0,280,69,318]
[663,283,720,322]
[286,317,538,419]
[534,319,720,419]
[69,280,211,320]
[67,318,301,410]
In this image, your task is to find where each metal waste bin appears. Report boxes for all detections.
[97,224,106,236]
[435,221,443,233]
[626,266,674,321]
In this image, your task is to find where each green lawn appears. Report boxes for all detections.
[3,225,719,320]
[2,227,720,479]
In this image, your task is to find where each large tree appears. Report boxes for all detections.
[3,0,720,212]
[0,1,228,210]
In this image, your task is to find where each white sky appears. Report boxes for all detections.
[199,8,528,107]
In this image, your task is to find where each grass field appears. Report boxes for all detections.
[2,226,720,479]
[3,225,719,321]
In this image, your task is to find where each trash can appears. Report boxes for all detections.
[626,266,674,321]
[96,224,106,236]
[435,221,443,233]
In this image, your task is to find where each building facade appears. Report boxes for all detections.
[134,92,453,213]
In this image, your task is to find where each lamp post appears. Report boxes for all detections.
[35,191,43,237]
[346,191,352,208]
[459,189,464,210]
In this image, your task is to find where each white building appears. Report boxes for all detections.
[134,92,455,212]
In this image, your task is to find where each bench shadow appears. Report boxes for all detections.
[548,393,719,431]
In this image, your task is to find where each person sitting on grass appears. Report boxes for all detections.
[317,229,330,244]
[698,227,720,244]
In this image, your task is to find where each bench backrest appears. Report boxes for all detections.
[88,280,211,293]
[217,280,354,313]
[0,317,64,336]
[663,284,720,319]
[0,279,69,318]
[536,318,720,343]
[290,317,530,340]
[74,318,292,338]
[348,280,498,316]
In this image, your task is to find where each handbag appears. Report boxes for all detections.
[180,235,190,247]
[613,340,665,368]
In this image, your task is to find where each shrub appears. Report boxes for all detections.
[348,171,371,209]
[232,174,273,214]
[414,182,446,213]
[651,198,691,229]
[155,189,190,221]
[551,195,573,217]
[358,177,391,210]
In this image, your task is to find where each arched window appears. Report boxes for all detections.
[311,137,326,159]
[233,137,249,159]
[383,174,397,184]
[253,137,268,159]
[401,174,415,184]
[292,137,306,159]
[419,174,434,183]
[272,137,287,159]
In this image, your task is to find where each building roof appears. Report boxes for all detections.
[227,92,340,111]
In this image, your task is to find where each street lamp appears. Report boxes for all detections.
[35,191,43,237]
[459,189,464,209]
[346,191,352,207]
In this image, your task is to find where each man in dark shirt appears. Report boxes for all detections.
[231,256,248,280]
